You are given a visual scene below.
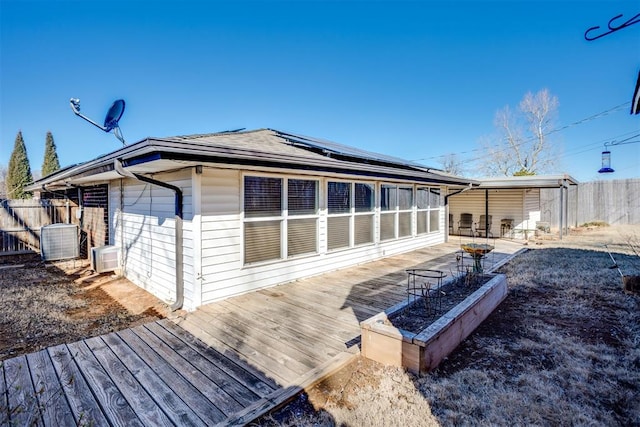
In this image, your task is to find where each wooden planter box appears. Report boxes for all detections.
[361,273,507,374]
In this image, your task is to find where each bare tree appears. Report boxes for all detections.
[479,89,559,176]
[439,153,465,176]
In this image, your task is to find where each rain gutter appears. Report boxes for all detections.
[114,159,184,311]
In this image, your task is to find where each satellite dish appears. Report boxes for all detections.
[70,98,127,145]
[103,99,125,132]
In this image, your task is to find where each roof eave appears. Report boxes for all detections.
[27,136,475,189]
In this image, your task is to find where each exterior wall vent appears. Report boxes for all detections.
[40,224,79,261]
[91,245,120,273]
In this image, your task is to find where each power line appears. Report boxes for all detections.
[413,101,632,165]
[556,130,640,157]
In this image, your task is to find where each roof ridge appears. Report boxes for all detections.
[169,128,272,140]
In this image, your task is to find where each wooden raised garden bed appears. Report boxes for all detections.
[360,273,507,374]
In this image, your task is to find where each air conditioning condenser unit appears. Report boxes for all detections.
[91,245,120,273]
[40,224,79,261]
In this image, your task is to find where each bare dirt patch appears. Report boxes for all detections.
[253,225,640,426]
[0,254,168,361]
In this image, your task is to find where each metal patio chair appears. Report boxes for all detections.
[458,213,474,236]
[476,215,493,238]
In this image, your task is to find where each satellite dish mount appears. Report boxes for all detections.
[70,98,126,145]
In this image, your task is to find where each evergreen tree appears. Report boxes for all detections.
[41,131,61,177]
[6,131,33,199]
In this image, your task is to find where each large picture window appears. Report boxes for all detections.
[244,176,318,264]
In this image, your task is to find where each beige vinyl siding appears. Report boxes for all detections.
[449,188,527,238]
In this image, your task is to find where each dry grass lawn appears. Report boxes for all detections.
[254,225,640,426]
[0,255,167,361]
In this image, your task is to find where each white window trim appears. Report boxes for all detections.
[242,173,320,266]
[326,180,376,252]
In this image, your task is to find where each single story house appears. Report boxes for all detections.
[27,129,478,311]
[447,175,579,240]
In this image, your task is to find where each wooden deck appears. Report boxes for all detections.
[1,238,523,426]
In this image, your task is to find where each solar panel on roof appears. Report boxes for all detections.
[275,130,421,168]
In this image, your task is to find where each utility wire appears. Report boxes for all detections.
[413,101,631,164]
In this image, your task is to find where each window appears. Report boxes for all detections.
[288,179,318,215]
[328,181,351,214]
[327,181,375,250]
[244,176,318,264]
[380,184,396,241]
[417,186,441,234]
[398,186,413,237]
[416,187,429,234]
[244,176,283,263]
[428,188,441,232]
[354,183,375,245]
[287,179,318,257]
[381,184,413,240]
[244,176,282,218]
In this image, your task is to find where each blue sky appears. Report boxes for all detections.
[1,0,638,182]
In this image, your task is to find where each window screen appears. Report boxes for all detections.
[288,218,317,256]
[244,220,281,263]
[288,179,318,215]
[429,210,440,232]
[355,183,374,213]
[354,214,374,245]
[380,185,396,211]
[380,212,396,241]
[244,176,282,218]
[398,212,412,237]
[328,182,351,214]
[417,212,427,234]
[429,188,441,207]
[416,187,429,209]
[327,216,350,250]
[398,187,413,210]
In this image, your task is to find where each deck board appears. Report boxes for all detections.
[197,300,334,364]
[47,344,115,427]
[115,328,226,425]
[67,340,144,426]
[1,238,523,426]
[129,325,245,416]
[84,336,175,426]
[26,350,76,427]
[100,332,206,426]
[158,319,278,394]
[3,355,43,427]
[144,322,259,408]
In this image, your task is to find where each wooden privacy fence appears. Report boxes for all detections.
[541,178,640,228]
[0,199,80,254]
